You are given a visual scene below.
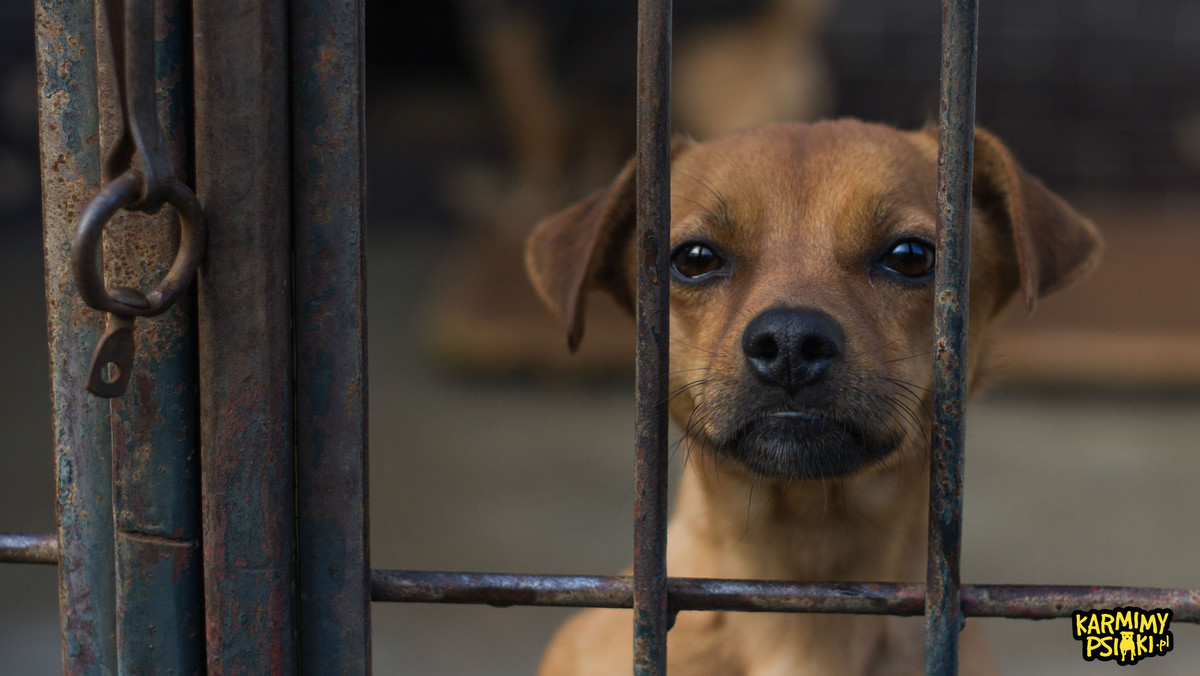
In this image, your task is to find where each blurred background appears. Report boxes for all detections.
[3,0,1200,674]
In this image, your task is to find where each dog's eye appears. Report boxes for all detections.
[671,242,725,280]
[878,239,935,279]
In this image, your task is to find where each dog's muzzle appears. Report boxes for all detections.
[709,307,901,480]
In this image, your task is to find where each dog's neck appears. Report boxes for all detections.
[667,439,931,584]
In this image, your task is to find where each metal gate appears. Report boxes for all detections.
[2,0,1198,674]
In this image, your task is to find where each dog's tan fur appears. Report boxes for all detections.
[526,120,1102,675]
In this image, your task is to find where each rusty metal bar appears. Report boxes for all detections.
[192,0,297,672]
[290,0,371,672]
[93,1,206,673]
[927,0,979,674]
[34,1,118,672]
[633,0,672,673]
[371,571,1200,623]
[372,571,924,615]
[0,534,60,564]
[374,571,634,609]
[961,586,1200,621]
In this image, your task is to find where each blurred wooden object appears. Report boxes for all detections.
[429,0,834,377]
[424,232,634,378]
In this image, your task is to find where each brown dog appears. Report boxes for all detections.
[525,120,1101,675]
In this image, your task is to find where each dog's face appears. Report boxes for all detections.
[527,121,1101,482]
[662,124,947,480]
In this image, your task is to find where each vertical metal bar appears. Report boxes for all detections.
[926,0,979,674]
[34,1,118,673]
[94,1,205,673]
[192,0,297,672]
[633,0,671,673]
[290,0,371,673]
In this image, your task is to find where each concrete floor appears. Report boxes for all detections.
[2,224,1199,675]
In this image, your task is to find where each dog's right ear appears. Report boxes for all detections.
[971,128,1103,312]
[526,140,692,352]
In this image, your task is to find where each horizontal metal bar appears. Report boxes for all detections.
[8,553,1190,624]
[5,554,1190,623]
[371,571,921,614]
[373,571,632,609]
[0,533,59,564]
[370,571,1200,622]
[962,585,1200,620]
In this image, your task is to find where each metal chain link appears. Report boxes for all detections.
[69,0,206,398]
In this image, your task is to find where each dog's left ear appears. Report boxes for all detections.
[971,128,1103,311]
[526,139,692,352]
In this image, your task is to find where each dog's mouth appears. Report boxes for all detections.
[706,407,903,481]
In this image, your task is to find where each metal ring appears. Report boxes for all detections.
[71,171,206,317]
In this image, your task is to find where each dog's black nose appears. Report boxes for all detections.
[742,308,844,393]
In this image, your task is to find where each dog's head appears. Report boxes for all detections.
[527,120,1101,481]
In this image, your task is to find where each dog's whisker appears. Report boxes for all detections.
[880,382,927,411]
[681,403,706,439]
[837,479,850,522]
[663,379,709,406]
[882,350,934,364]
[862,336,904,358]
[670,337,718,356]
[862,401,904,449]
[679,403,718,473]
[732,306,754,322]
[879,373,930,393]
[891,386,933,406]
[876,382,934,424]
[882,391,928,433]
[748,478,775,534]
[819,475,830,524]
[881,376,935,395]
[880,397,926,445]
[744,476,758,535]
[669,366,712,375]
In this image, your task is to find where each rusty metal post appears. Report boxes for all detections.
[633,0,671,673]
[290,0,371,673]
[34,1,118,673]
[93,1,206,673]
[192,0,297,672]
[926,0,979,673]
